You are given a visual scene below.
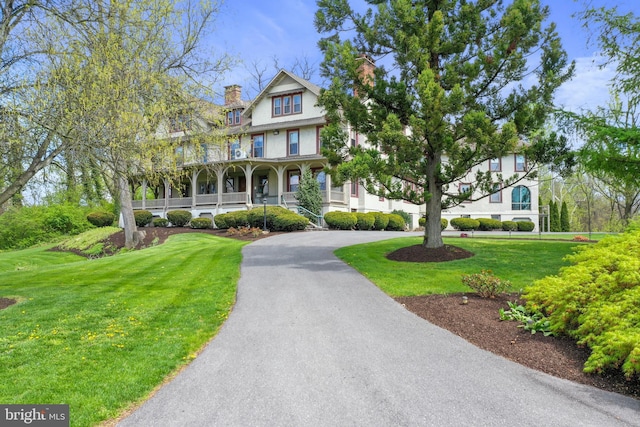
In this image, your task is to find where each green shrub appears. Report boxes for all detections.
[213,213,229,229]
[525,230,640,378]
[371,212,389,230]
[355,213,375,230]
[86,211,116,228]
[247,206,291,230]
[418,217,448,230]
[134,210,153,227]
[390,209,411,226]
[450,217,480,231]
[386,214,405,231]
[477,218,502,231]
[516,221,535,232]
[152,217,169,227]
[502,221,518,231]
[324,211,357,230]
[190,218,212,229]
[273,213,309,231]
[167,210,192,227]
[462,269,512,298]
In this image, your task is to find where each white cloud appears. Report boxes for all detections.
[555,55,616,113]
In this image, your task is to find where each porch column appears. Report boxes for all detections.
[324,173,331,204]
[163,178,170,215]
[141,179,147,210]
[191,169,198,209]
[215,167,225,206]
[276,166,286,206]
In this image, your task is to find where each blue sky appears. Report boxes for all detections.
[211,0,640,112]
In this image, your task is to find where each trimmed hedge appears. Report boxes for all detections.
[87,211,115,228]
[153,217,169,227]
[501,220,518,231]
[390,209,411,226]
[418,217,449,230]
[273,213,309,231]
[190,218,212,229]
[386,214,406,231]
[134,210,153,227]
[516,221,535,232]
[371,212,389,230]
[324,211,357,230]
[247,206,291,230]
[477,218,502,231]
[355,212,375,230]
[450,217,480,231]
[167,210,192,227]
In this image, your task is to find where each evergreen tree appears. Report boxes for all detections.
[550,200,560,232]
[295,169,323,222]
[560,201,570,232]
[315,0,574,248]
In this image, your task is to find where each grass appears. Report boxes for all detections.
[0,233,247,427]
[335,237,584,297]
[453,232,613,241]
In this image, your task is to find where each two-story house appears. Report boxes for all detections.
[131,69,539,230]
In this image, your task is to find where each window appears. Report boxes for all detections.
[226,111,233,125]
[252,134,264,158]
[170,114,191,132]
[459,183,471,202]
[491,214,501,221]
[351,180,359,197]
[201,143,208,163]
[313,169,327,191]
[273,93,302,116]
[490,183,502,203]
[515,154,526,172]
[175,146,184,166]
[288,171,300,192]
[288,130,299,156]
[226,109,242,126]
[230,140,240,159]
[273,98,282,116]
[234,110,241,125]
[512,186,531,210]
[489,158,501,172]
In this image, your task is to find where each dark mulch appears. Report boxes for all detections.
[386,243,474,262]
[0,298,16,310]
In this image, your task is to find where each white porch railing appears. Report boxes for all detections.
[168,197,192,208]
[330,190,346,203]
[195,194,218,205]
[221,192,248,204]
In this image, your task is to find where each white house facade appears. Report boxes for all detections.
[131,70,539,230]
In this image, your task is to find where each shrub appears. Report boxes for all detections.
[167,210,192,227]
[247,206,291,230]
[355,212,375,230]
[386,214,406,231]
[134,210,153,227]
[224,210,249,228]
[213,213,229,229]
[190,218,212,229]
[391,209,411,226]
[87,211,116,228]
[450,217,480,231]
[502,221,518,231]
[371,212,389,230]
[153,217,169,227]
[461,270,512,298]
[273,213,309,231]
[525,230,640,378]
[295,169,323,220]
[516,221,535,232]
[418,217,448,230]
[324,211,357,230]
[477,218,502,231]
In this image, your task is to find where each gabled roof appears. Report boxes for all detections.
[242,69,322,117]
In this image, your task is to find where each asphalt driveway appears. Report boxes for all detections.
[119,231,640,426]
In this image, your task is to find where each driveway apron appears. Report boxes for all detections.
[119,231,640,426]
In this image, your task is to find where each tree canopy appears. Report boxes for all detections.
[315,0,574,248]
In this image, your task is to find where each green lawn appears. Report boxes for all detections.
[0,233,247,427]
[336,237,584,296]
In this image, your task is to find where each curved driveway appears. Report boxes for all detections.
[120,231,640,426]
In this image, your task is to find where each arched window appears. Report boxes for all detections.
[512,186,531,210]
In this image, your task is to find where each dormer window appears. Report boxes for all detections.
[227,109,242,126]
[273,93,302,117]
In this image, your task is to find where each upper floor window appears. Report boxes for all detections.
[169,114,191,132]
[288,130,299,156]
[515,154,526,172]
[512,186,531,210]
[273,93,303,117]
[490,183,502,203]
[489,158,501,172]
[227,109,242,126]
[252,134,264,158]
[459,183,472,202]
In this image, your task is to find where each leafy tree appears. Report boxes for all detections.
[315,0,574,248]
[549,200,560,232]
[295,168,323,221]
[560,200,570,232]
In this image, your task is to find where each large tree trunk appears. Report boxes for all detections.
[423,152,444,249]
[117,174,144,249]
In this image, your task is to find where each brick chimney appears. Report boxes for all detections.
[355,54,375,97]
[224,85,242,106]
